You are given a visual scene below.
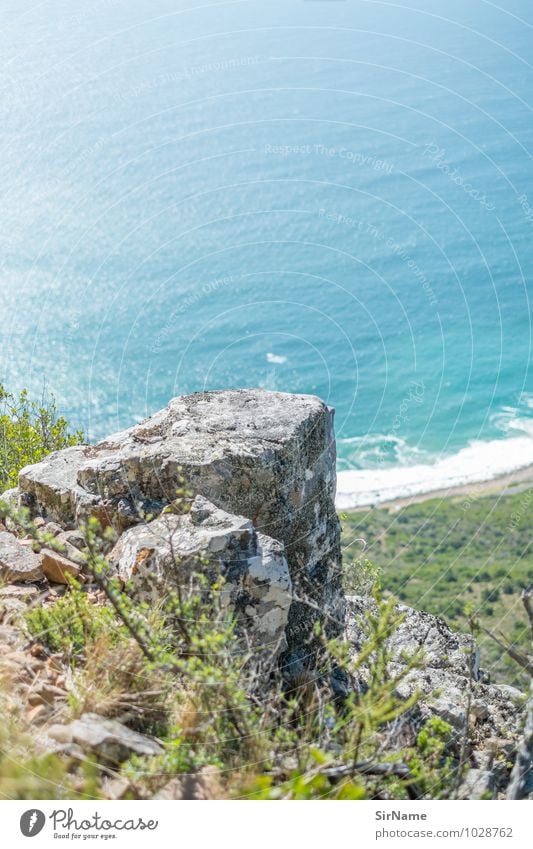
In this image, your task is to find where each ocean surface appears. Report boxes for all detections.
[1,0,532,507]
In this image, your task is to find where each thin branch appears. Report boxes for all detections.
[480,626,533,676]
[507,588,533,800]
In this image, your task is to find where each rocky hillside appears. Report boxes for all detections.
[0,390,530,799]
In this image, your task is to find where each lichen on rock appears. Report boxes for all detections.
[108,494,292,654]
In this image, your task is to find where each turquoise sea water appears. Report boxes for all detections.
[1,0,532,505]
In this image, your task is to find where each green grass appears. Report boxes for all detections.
[341,488,533,686]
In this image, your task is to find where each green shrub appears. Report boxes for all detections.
[25,582,119,657]
[482,588,500,603]
[0,384,83,492]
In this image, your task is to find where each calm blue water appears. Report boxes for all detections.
[1,0,532,503]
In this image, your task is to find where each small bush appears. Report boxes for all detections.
[0,384,83,492]
[482,588,500,603]
[25,582,119,657]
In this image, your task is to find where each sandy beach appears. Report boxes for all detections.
[343,462,533,512]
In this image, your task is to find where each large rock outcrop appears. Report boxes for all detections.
[0,389,528,799]
[17,390,343,661]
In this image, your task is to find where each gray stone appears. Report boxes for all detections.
[471,699,489,721]
[458,768,495,800]
[40,549,84,584]
[431,695,467,729]
[0,488,20,509]
[18,390,343,657]
[0,584,41,624]
[54,538,86,566]
[0,623,28,649]
[0,584,40,602]
[346,596,477,675]
[58,529,87,551]
[153,766,220,800]
[18,445,97,527]
[0,531,43,582]
[0,488,21,533]
[346,596,524,744]
[48,713,164,764]
[101,777,132,800]
[43,522,64,537]
[488,684,525,706]
[108,495,291,654]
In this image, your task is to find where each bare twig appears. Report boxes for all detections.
[480,626,533,676]
[507,589,533,800]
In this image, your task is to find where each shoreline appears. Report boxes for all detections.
[338,462,533,513]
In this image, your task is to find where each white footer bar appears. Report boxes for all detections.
[3,799,531,848]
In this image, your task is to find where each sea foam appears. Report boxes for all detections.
[336,420,533,509]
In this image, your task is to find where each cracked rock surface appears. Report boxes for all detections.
[108,495,292,654]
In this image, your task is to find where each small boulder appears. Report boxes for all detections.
[0,584,41,622]
[101,776,132,800]
[458,768,495,800]
[40,549,83,584]
[43,522,64,538]
[58,529,87,551]
[0,531,43,582]
[48,713,164,764]
[0,488,20,510]
[431,695,467,730]
[51,535,86,566]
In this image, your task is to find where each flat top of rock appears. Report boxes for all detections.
[97,389,329,453]
[108,494,255,571]
[18,444,89,487]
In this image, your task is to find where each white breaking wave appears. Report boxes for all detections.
[337,433,432,470]
[336,417,533,509]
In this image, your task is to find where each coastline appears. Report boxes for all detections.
[337,462,533,512]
